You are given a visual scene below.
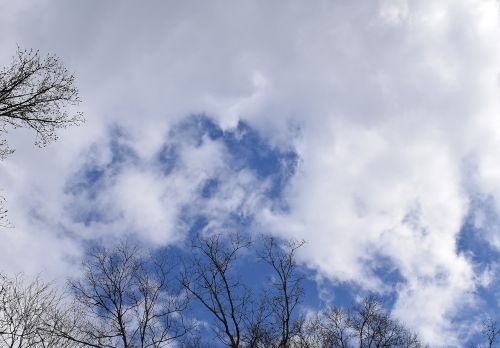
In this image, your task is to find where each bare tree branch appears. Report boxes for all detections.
[258,237,305,348]
[481,318,500,348]
[0,273,84,347]
[0,47,83,156]
[181,232,252,348]
[68,241,190,348]
[0,46,83,225]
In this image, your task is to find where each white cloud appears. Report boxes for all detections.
[1,0,500,344]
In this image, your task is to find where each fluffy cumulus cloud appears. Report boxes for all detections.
[1,0,500,344]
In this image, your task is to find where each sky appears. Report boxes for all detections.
[1,0,500,345]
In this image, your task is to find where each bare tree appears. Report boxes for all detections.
[294,297,424,348]
[0,47,83,223]
[181,233,307,348]
[350,296,393,348]
[0,237,430,348]
[68,241,190,348]
[349,296,423,348]
[480,318,500,348]
[320,307,352,348]
[181,232,252,348]
[0,47,83,156]
[258,237,305,348]
[242,297,276,348]
[0,273,82,348]
[295,307,351,348]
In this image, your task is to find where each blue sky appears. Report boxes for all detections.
[1,0,500,345]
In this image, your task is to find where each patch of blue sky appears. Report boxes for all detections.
[314,277,370,309]
[223,121,298,200]
[107,127,139,166]
[455,196,500,345]
[323,255,404,313]
[65,127,139,225]
[163,115,299,245]
[459,200,500,311]
[182,213,209,237]
[172,114,223,146]
[200,178,219,199]
[156,143,177,175]
[369,254,406,302]
[458,196,500,264]
[65,167,105,200]
[169,115,298,199]
[67,127,138,194]
[68,122,308,252]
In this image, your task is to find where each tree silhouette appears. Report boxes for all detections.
[0,47,83,224]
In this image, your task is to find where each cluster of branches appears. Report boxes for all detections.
[66,242,191,348]
[0,47,83,157]
[0,47,83,225]
[181,233,306,348]
[180,232,428,348]
[1,234,497,348]
[0,234,426,348]
[0,242,190,348]
[477,319,500,348]
[0,273,76,347]
[295,297,423,348]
